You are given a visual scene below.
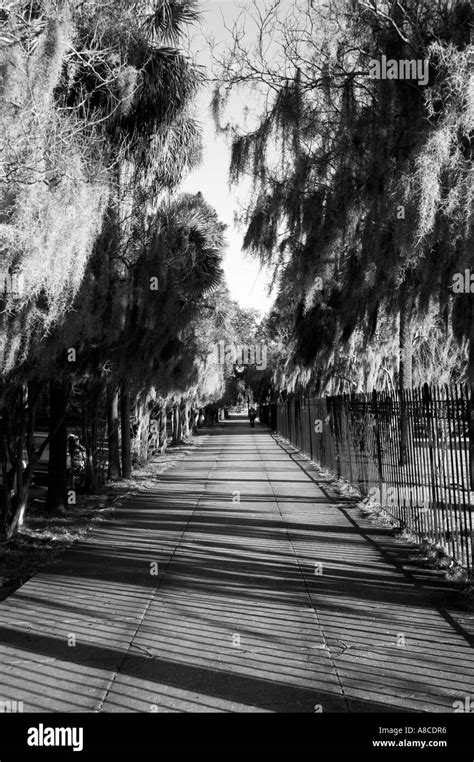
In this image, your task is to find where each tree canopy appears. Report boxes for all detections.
[213,0,472,394]
[0,0,231,535]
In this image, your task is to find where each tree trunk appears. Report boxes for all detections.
[189,406,195,434]
[399,296,413,391]
[159,407,167,452]
[172,403,181,443]
[120,383,132,479]
[46,379,69,514]
[107,386,121,480]
[182,402,190,439]
[81,383,100,493]
[82,410,98,494]
[0,415,11,538]
[134,399,149,463]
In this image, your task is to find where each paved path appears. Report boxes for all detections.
[0,419,473,712]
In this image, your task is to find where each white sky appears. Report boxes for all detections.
[180,0,276,316]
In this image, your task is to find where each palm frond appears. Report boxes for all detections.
[142,0,200,46]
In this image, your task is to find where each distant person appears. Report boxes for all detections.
[248,407,257,428]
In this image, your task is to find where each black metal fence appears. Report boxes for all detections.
[261,384,473,573]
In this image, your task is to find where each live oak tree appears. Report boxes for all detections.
[213,0,472,395]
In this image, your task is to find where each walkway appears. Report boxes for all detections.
[0,419,473,712]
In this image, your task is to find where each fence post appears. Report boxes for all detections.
[399,385,409,468]
[423,383,440,543]
[295,397,300,450]
[307,396,313,461]
[372,390,384,501]
[344,394,354,484]
[333,397,342,479]
[470,379,474,491]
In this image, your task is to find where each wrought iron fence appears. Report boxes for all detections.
[261,384,473,573]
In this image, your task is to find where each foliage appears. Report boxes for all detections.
[0,0,229,536]
[213,0,472,392]
[0,2,108,373]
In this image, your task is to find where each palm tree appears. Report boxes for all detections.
[113,191,225,473]
[46,0,205,498]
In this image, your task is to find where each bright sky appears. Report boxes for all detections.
[180,0,275,316]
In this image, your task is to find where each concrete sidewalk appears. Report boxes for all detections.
[0,419,473,712]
